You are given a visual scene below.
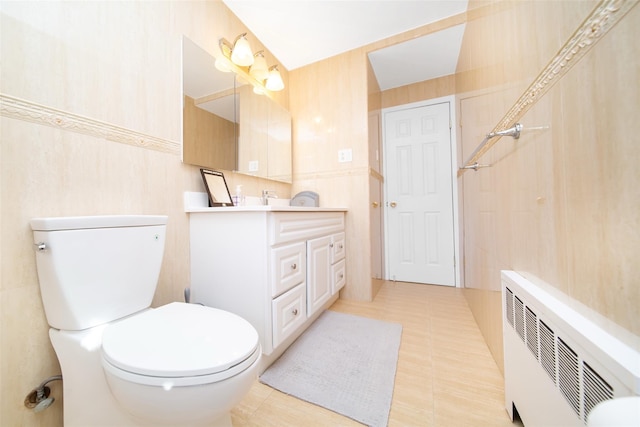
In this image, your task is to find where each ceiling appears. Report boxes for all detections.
[222,0,469,90]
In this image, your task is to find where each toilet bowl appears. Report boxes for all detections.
[31,215,260,426]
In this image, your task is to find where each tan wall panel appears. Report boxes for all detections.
[381,74,456,109]
[290,50,372,301]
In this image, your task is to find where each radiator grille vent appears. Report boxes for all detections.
[503,283,617,424]
[583,362,613,422]
[526,307,539,360]
[558,338,581,416]
[506,287,514,327]
[539,319,556,383]
[514,296,524,341]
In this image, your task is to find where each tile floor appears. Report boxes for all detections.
[231,281,516,426]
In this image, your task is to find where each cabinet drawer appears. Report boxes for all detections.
[331,232,346,263]
[270,212,345,245]
[272,283,307,349]
[271,242,306,297]
[332,258,346,294]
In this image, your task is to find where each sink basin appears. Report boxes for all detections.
[265,198,290,207]
[243,196,290,207]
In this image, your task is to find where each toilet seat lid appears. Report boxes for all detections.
[102,302,259,378]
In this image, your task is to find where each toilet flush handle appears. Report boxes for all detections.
[34,242,47,252]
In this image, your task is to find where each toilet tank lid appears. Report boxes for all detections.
[30,215,168,231]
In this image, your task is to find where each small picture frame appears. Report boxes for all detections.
[200,169,234,207]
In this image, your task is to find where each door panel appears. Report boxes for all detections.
[306,235,332,316]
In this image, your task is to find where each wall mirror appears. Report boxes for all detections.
[182,36,292,183]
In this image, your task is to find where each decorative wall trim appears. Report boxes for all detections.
[293,166,370,181]
[0,93,181,155]
[459,0,638,174]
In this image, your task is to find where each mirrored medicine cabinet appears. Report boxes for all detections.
[182,36,292,183]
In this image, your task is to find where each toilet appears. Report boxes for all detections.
[30,215,261,427]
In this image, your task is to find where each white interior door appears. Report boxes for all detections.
[383,101,455,286]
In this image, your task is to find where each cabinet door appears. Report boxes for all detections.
[271,242,306,297]
[307,235,332,317]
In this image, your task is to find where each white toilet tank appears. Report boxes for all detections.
[31,215,168,331]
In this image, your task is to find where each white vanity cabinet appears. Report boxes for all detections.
[188,208,346,361]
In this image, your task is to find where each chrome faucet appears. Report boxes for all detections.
[262,190,278,205]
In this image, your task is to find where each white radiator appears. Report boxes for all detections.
[502,270,640,426]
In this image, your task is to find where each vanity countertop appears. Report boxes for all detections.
[186,205,348,213]
[184,192,347,213]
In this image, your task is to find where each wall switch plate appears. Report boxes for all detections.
[338,149,352,163]
[248,160,259,172]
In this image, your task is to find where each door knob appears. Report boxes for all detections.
[389,201,397,208]
[372,201,379,208]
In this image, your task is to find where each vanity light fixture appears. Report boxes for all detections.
[217,34,285,94]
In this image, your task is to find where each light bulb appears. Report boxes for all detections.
[215,57,232,73]
[266,66,284,91]
[250,52,269,82]
[230,34,254,66]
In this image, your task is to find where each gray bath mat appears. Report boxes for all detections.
[260,310,402,426]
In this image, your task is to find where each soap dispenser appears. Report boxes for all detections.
[233,185,245,206]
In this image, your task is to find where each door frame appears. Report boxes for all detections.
[381,95,461,287]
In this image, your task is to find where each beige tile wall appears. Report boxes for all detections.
[0,1,288,425]
[456,0,640,369]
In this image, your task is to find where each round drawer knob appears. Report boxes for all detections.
[291,263,297,270]
[292,308,299,316]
